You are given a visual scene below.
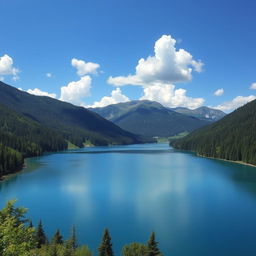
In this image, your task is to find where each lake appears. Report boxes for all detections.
[1,143,256,256]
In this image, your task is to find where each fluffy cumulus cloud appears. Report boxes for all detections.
[60,76,92,105]
[250,82,256,90]
[88,88,130,108]
[107,35,204,109]
[140,83,204,109]
[27,88,57,98]
[213,95,256,112]
[72,58,100,76]
[58,58,100,105]
[0,54,19,80]
[214,88,224,96]
[108,35,203,86]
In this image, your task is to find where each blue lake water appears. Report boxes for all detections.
[1,143,256,255]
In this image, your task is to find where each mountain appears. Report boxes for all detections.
[0,82,149,177]
[171,99,256,166]
[171,106,226,121]
[0,103,67,177]
[0,81,147,146]
[90,100,210,138]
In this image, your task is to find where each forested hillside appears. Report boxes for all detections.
[171,99,256,165]
[0,82,149,178]
[0,81,146,146]
[0,103,67,178]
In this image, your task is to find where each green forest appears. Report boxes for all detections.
[0,104,67,178]
[0,200,162,256]
[0,81,151,179]
[171,99,256,166]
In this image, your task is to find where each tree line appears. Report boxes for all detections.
[0,104,68,178]
[171,99,256,166]
[0,200,163,256]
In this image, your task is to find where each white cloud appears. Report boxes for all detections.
[60,75,91,105]
[214,88,224,96]
[0,54,19,80]
[140,83,204,109]
[27,88,57,98]
[250,82,256,90]
[88,88,129,108]
[71,58,100,76]
[213,95,256,112]
[107,35,204,109]
[108,35,203,86]
[46,72,52,78]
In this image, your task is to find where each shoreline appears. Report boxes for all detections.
[0,142,156,182]
[0,161,28,182]
[197,154,256,168]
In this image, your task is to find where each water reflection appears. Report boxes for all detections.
[0,144,256,256]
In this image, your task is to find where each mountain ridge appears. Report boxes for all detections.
[90,100,212,137]
[0,82,151,177]
[171,106,225,121]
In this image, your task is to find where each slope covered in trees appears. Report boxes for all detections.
[171,99,256,165]
[91,100,210,137]
[0,81,146,146]
[0,103,67,178]
[0,82,150,178]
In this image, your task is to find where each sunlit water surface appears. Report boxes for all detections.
[1,143,256,256]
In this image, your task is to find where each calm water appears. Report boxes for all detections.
[1,143,256,256]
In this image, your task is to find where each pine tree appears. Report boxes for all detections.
[51,229,63,244]
[147,232,161,256]
[50,244,58,256]
[29,220,33,228]
[98,228,114,256]
[36,220,47,248]
[70,225,77,249]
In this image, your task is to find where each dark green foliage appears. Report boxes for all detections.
[36,220,48,248]
[49,245,58,256]
[0,200,36,256]
[29,220,33,228]
[0,81,149,178]
[171,99,256,165]
[64,225,77,255]
[122,242,149,256]
[0,81,146,146]
[69,226,77,249]
[91,100,209,137]
[1,201,164,256]
[147,232,161,256]
[0,103,67,178]
[52,229,63,245]
[0,143,23,177]
[98,229,114,256]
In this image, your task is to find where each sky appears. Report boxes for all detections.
[0,0,256,112]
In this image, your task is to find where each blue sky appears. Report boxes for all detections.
[0,0,256,112]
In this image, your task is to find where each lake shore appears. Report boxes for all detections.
[0,162,27,182]
[197,154,256,168]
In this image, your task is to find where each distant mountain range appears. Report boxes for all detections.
[90,100,224,138]
[171,99,256,166]
[0,82,149,177]
[170,106,225,121]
